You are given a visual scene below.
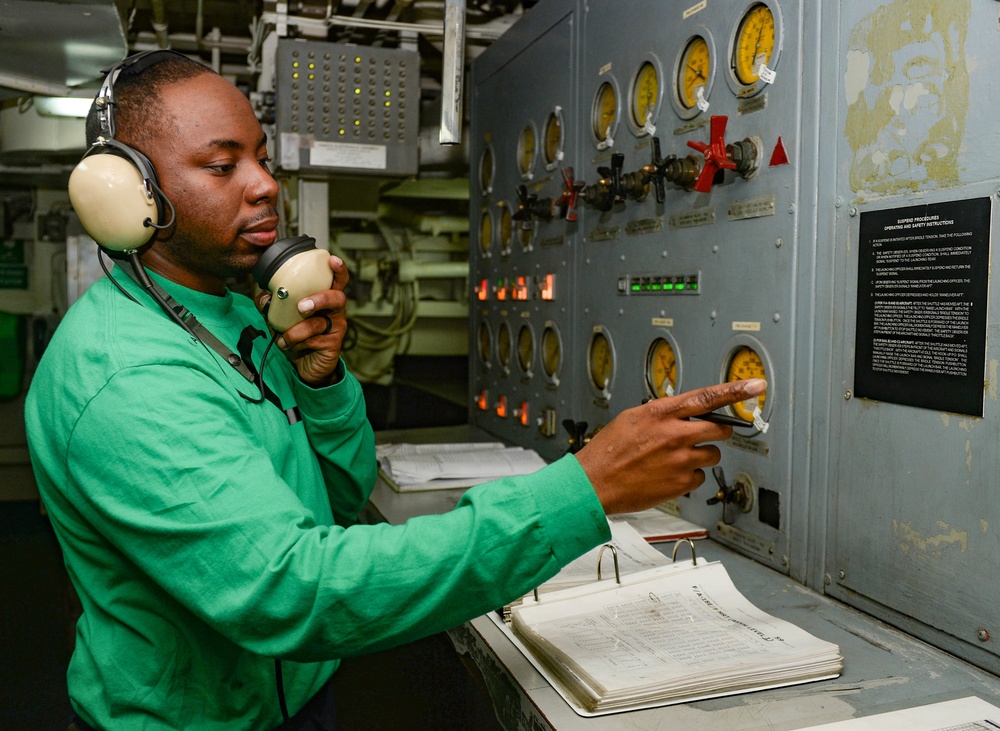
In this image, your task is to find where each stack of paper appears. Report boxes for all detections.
[376,442,548,492]
[509,560,843,715]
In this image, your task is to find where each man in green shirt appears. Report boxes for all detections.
[25,51,765,730]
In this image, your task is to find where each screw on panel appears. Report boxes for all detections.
[849,206,858,217]
[844,390,853,400]
[780,555,789,567]
[839,569,846,580]
[835,196,844,208]
[773,312,781,323]
[776,237,783,248]
[978,628,991,642]
[824,574,832,586]
[788,203,796,214]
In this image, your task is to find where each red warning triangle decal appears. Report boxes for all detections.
[769,137,789,166]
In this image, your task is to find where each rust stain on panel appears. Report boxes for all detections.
[894,519,969,556]
[845,0,971,195]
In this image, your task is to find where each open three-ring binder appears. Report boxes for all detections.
[491,539,843,717]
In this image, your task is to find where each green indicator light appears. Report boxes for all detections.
[652,284,662,291]
[631,284,641,292]
[664,283,675,291]
[676,284,686,291]
[690,282,698,290]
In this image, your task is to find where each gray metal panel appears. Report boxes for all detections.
[566,0,816,575]
[468,0,581,462]
[275,39,420,177]
[827,0,1000,673]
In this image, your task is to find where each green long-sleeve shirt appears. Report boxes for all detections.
[25,268,610,730]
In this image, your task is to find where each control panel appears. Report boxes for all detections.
[469,0,1000,678]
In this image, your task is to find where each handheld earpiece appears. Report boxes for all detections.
[68,50,186,252]
[252,235,334,332]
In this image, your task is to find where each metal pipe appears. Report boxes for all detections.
[150,0,170,48]
[439,0,465,145]
[260,11,504,41]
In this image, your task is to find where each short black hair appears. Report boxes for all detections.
[84,52,212,154]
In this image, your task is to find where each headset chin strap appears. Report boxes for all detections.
[115,255,257,385]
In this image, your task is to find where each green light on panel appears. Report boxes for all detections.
[631,284,641,292]
[676,284,686,291]
[663,283,675,291]
[652,284,662,291]
[690,282,698,290]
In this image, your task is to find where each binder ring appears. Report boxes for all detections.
[671,538,698,566]
[596,544,622,584]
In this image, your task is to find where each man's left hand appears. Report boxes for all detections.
[255,254,350,387]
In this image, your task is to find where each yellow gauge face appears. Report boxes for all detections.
[478,322,491,363]
[726,346,768,422]
[517,326,534,373]
[480,146,493,192]
[646,338,678,399]
[631,61,660,127]
[517,125,536,176]
[592,82,617,142]
[543,112,562,165]
[588,331,614,391]
[679,36,711,110]
[542,326,561,378]
[734,3,776,85]
[479,210,492,254]
[499,205,513,251]
[497,322,512,367]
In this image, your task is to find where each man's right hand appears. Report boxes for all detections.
[575,379,767,515]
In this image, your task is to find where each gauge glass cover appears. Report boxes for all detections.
[734,4,776,85]
[632,61,660,128]
[726,346,768,422]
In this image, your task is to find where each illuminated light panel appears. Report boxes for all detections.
[495,395,508,418]
[476,279,489,301]
[477,389,489,411]
[519,402,530,427]
[496,278,507,301]
[540,273,555,301]
[514,276,529,301]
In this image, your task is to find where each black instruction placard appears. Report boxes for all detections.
[855,198,991,416]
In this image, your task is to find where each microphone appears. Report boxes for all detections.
[252,235,334,331]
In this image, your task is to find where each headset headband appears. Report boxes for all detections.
[94,49,191,141]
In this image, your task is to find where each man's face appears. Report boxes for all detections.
[144,73,279,293]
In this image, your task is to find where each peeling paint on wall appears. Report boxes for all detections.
[988,359,998,401]
[845,0,971,195]
[981,518,988,535]
[894,519,969,555]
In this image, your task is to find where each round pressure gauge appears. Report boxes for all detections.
[478,321,492,364]
[517,325,534,374]
[479,209,492,255]
[645,337,679,399]
[679,35,712,110]
[631,61,660,129]
[592,81,618,144]
[588,329,614,393]
[543,110,563,166]
[517,124,536,177]
[541,324,562,382]
[733,3,776,86]
[479,144,494,195]
[725,346,768,422]
[497,321,512,368]
[498,203,513,254]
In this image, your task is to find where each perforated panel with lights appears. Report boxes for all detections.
[275,39,419,177]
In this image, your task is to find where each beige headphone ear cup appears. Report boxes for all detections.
[69,153,159,251]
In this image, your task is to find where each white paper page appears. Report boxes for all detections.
[375,442,506,459]
[383,447,546,484]
[793,696,1000,730]
[540,520,670,590]
[513,561,841,695]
